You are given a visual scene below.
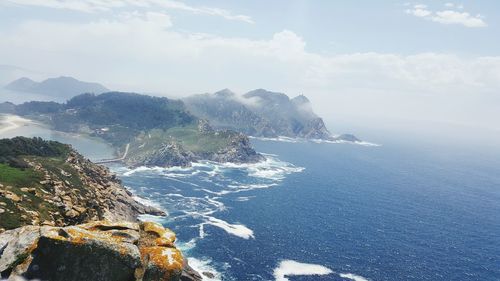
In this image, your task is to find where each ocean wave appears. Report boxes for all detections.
[204,216,254,240]
[273,260,333,281]
[339,273,371,281]
[112,154,301,242]
[187,257,222,281]
[234,196,255,202]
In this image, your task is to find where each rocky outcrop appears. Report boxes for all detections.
[126,141,196,168]
[0,221,202,281]
[125,132,264,168]
[334,134,361,142]
[204,132,265,163]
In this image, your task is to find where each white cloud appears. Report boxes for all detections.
[406,4,486,27]
[433,10,486,27]
[3,0,254,23]
[0,13,499,129]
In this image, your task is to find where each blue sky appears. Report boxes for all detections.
[0,1,499,131]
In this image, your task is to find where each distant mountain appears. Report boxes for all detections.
[4,76,109,98]
[0,102,16,113]
[0,65,41,86]
[184,89,338,140]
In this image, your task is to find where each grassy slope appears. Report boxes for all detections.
[127,125,236,157]
[0,153,88,230]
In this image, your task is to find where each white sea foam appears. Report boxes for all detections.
[113,154,302,241]
[187,257,222,281]
[235,196,255,202]
[273,260,334,281]
[132,195,165,213]
[137,214,168,223]
[251,135,381,147]
[205,216,254,239]
[250,136,300,143]
[310,138,381,147]
[339,273,370,281]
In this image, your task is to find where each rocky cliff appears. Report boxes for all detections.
[0,137,203,280]
[184,89,340,140]
[0,137,164,231]
[0,221,201,281]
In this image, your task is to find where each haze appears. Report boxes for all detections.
[1,0,499,134]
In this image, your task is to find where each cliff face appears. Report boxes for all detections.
[0,221,201,281]
[184,89,334,140]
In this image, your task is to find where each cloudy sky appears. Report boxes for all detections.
[0,1,499,132]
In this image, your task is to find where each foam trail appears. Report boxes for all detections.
[187,257,221,281]
[339,273,370,281]
[205,217,254,239]
[273,260,333,281]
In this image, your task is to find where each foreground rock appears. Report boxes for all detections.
[0,221,202,281]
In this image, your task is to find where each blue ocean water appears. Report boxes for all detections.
[111,137,500,281]
[3,120,499,280]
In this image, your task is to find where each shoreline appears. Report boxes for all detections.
[0,114,35,134]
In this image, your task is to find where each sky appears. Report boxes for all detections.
[0,0,499,133]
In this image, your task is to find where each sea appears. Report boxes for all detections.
[1,116,499,281]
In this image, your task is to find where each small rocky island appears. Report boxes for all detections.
[0,137,202,281]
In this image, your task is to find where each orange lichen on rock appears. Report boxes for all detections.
[0,221,194,281]
[142,222,176,242]
[140,246,184,271]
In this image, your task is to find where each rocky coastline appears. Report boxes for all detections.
[0,137,203,281]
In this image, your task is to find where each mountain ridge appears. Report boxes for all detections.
[184,88,357,141]
[4,76,109,98]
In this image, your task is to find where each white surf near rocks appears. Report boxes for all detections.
[273,260,334,281]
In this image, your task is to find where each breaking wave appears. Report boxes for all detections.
[339,273,371,281]
[273,260,333,281]
[273,260,370,281]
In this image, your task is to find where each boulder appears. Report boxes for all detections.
[0,221,201,281]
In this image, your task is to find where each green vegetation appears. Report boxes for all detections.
[0,137,78,230]
[0,163,41,187]
[128,125,235,158]
[0,136,70,166]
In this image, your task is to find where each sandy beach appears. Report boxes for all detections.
[0,114,34,134]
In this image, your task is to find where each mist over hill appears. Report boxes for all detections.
[4,76,109,100]
[184,88,353,141]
